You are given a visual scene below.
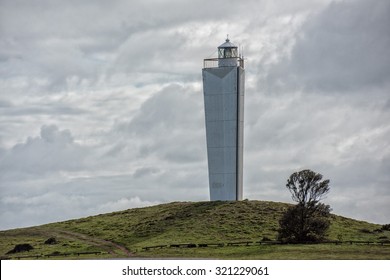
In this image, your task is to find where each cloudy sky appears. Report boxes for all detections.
[0,0,389,230]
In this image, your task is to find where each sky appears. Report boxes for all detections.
[0,0,389,230]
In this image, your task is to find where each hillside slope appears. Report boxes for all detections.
[1,200,389,259]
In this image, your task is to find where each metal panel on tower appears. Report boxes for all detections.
[202,37,245,201]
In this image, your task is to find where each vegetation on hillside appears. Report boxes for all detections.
[0,200,389,259]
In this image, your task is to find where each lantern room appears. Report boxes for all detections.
[218,37,238,67]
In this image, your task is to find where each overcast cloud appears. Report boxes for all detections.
[0,0,389,230]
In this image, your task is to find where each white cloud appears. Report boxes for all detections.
[95,197,160,214]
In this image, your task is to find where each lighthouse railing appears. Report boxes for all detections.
[203,57,244,69]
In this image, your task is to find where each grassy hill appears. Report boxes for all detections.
[1,200,389,259]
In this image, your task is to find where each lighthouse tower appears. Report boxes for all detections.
[202,37,245,201]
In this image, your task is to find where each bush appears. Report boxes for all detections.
[44,237,58,245]
[278,203,331,243]
[6,243,34,254]
[359,228,372,234]
[381,224,390,231]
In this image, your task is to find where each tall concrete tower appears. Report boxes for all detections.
[202,37,245,201]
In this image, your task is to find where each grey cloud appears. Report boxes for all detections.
[266,0,390,93]
[0,125,89,176]
[0,100,13,108]
[0,0,327,92]
[326,155,390,223]
[0,0,236,91]
[133,167,160,179]
[113,83,206,164]
[0,104,86,116]
[127,84,202,134]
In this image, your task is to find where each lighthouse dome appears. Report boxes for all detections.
[218,38,237,49]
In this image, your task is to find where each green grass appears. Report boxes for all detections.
[138,243,390,260]
[0,228,106,259]
[1,200,389,259]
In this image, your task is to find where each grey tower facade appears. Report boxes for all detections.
[202,38,245,201]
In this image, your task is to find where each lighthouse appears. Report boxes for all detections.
[202,37,245,201]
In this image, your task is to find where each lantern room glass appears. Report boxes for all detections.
[218,47,238,58]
